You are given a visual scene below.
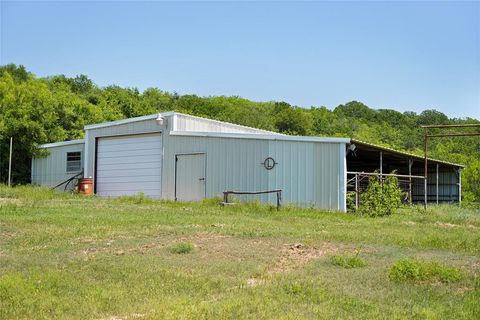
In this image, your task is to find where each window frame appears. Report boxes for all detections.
[66,151,82,173]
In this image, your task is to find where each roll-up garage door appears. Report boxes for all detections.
[96,133,162,198]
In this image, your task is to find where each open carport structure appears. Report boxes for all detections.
[346,139,463,207]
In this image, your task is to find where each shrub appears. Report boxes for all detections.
[169,242,194,254]
[358,172,404,217]
[346,191,356,212]
[330,254,366,269]
[389,258,463,283]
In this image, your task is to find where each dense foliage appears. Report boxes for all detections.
[1,64,479,202]
[358,174,404,217]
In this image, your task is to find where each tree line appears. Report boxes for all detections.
[1,64,478,203]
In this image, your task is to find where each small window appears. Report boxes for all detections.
[66,151,82,172]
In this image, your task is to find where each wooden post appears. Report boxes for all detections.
[8,137,12,187]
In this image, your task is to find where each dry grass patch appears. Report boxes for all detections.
[246,242,344,287]
[0,198,21,204]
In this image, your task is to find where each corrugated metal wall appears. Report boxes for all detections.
[266,141,344,209]
[31,142,85,189]
[165,135,346,210]
[162,135,270,201]
[412,169,460,202]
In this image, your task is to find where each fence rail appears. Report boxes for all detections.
[222,189,283,210]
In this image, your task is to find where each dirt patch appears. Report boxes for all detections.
[0,198,20,204]
[246,242,343,287]
[210,223,226,228]
[431,222,479,230]
[246,277,266,287]
[268,242,341,275]
[402,221,416,226]
[79,233,229,258]
[0,223,19,247]
[456,286,473,295]
[176,233,227,244]
[435,222,460,228]
[99,314,145,320]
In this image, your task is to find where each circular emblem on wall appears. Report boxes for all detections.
[263,157,277,170]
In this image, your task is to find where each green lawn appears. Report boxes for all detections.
[0,186,479,319]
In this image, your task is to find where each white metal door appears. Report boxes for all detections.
[175,153,206,201]
[96,133,162,198]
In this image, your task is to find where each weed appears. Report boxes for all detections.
[389,258,463,283]
[169,242,194,254]
[330,255,367,269]
[283,282,303,295]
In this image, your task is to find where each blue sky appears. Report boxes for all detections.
[1,1,479,118]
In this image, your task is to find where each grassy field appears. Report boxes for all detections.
[1,186,479,319]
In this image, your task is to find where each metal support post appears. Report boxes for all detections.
[458,169,462,207]
[408,159,413,204]
[424,128,428,208]
[436,164,439,205]
[355,173,359,210]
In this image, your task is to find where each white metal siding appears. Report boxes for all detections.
[267,140,344,208]
[31,143,85,190]
[163,135,270,202]
[96,133,162,198]
[164,135,345,210]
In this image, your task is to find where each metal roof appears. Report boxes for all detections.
[84,112,174,130]
[84,111,280,135]
[351,139,464,168]
[38,139,85,148]
[171,131,350,143]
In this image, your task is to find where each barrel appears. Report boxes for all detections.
[78,178,93,195]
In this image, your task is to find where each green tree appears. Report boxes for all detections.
[0,63,478,204]
[274,107,313,135]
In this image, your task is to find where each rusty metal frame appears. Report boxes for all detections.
[222,189,283,210]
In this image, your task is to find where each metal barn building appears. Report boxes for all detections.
[31,112,463,211]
